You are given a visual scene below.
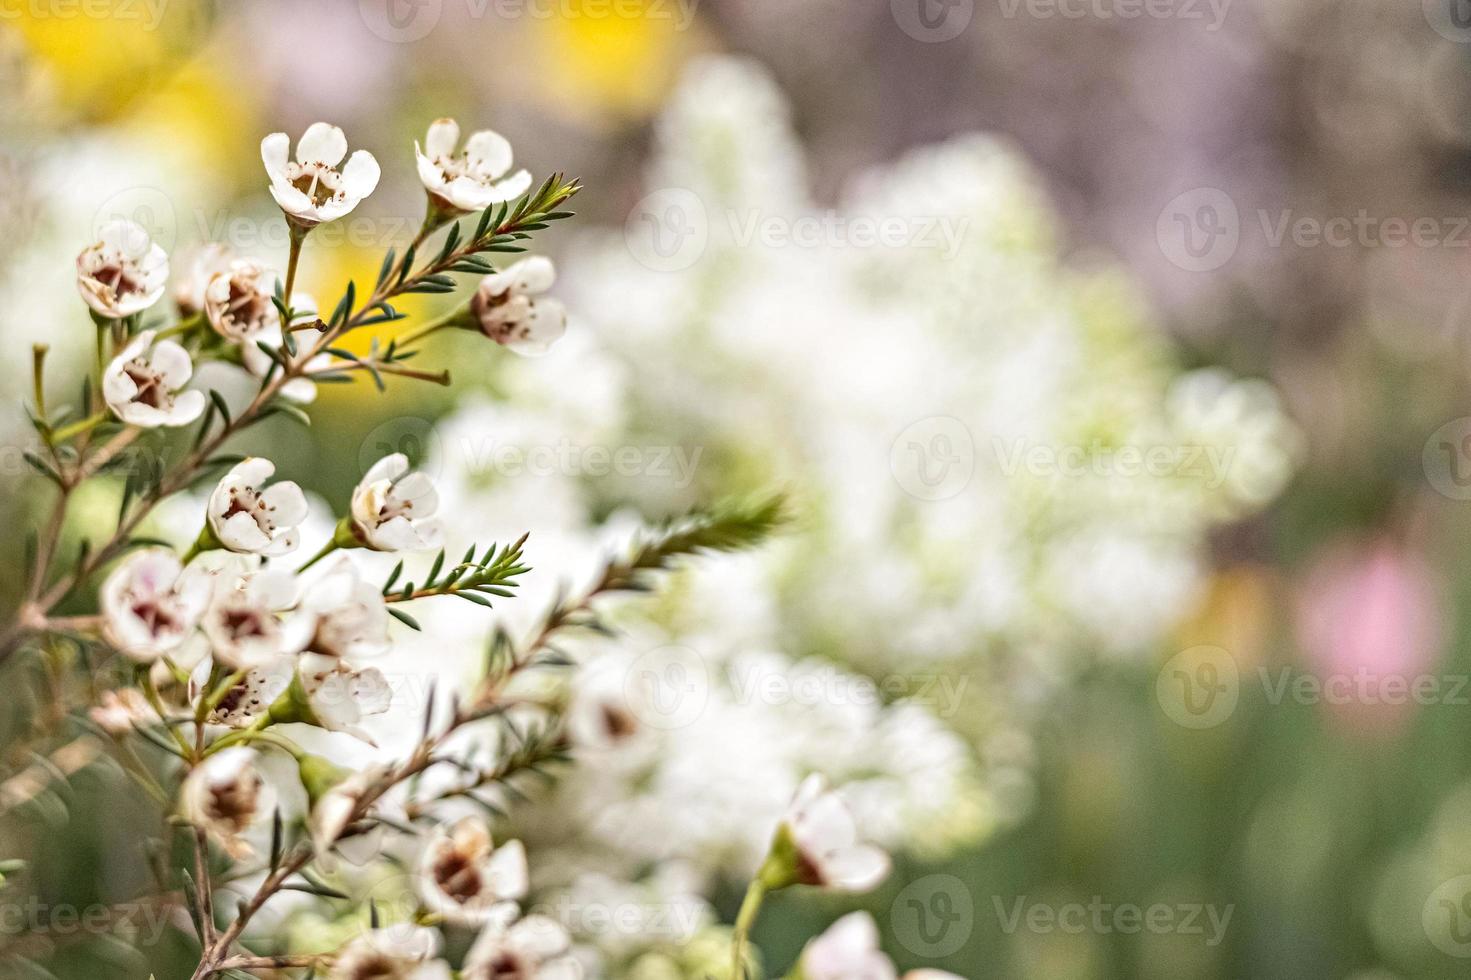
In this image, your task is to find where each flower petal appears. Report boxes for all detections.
[148,340,194,388]
[260,480,309,528]
[464,129,513,176]
[260,132,290,175]
[425,117,461,159]
[340,150,381,199]
[297,122,347,166]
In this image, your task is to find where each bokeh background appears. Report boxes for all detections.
[4,0,1471,978]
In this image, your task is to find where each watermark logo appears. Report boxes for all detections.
[1426,0,1471,43]
[892,874,974,958]
[624,645,709,730]
[891,416,975,501]
[994,896,1232,945]
[1425,875,1471,957]
[359,0,444,41]
[625,188,709,273]
[1156,645,1239,729]
[891,0,974,41]
[1157,188,1239,272]
[359,416,444,478]
[1424,417,1471,500]
[93,186,178,252]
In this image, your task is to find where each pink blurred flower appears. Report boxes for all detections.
[1294,535,1445,735]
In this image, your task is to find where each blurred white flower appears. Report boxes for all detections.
[174,242,233,317]
[204,258,279,342]
[291,652,391,744]
[88,688,156,735]
[415,817,528,925]
[240,292,327,403]
[76,218,168,317]
[329,926,449,980]
[350,453,443,552]
[207,458,308,556]
[801,912,961,980]
[308,767,382,856]
[772,774,889,892]
[566,657,644,752]
[463,909,580,980]
[301,559,392,660]
[102,329,206,428]
[261,122,380,227]
[100,548,210,661]
[201,563,310,670]
[471,257,567,356]
[179,747,273,860]
[415,118,532,213]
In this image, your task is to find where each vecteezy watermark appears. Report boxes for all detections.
[890,0,974,42]
[359,0,699,43]
[725,661,970,718]
[995,0,1231,30]
[0,0,169,30]
[1425,0,1471,44]
[623,189,971,273]
[530,896,705,943]
[1156,646,1471,730]
[993,896,1233,946]
[0,897,174,945]
[623,645,711,731]
[360,417,445,479]
[1156,188,1240,273]
[993,438,1236,490]
[1426,875,1471,958]
[891,417,975,502]
[1423,417,1471,501]
[1156,645,1240,729]
[1159,187,1471,272]
[892,875,975,958]
[453,436,704,489]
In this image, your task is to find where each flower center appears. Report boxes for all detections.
[222,485,279,536]
[287,161,344,208]
[123,360,173,411]
[130,597,181,637]
[220,606,271,641]
[206,776,258,832]
[91,260,141,297]
[432,849,483,903]
[217,277,271,336]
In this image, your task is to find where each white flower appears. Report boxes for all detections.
[470,257,567,356]
[415,818,528,925]
[302,559,392,659]
[415,118,532,213]
[463,910,580,980]
[309,768,382,856]
[210,665,291,729]
[204,258,279,342]
[349,453,443,552]
[292,652,391,744]
[800,912,962,980]
[776,775,890,892]
[102,329,207,428]
[100,548,210,661]
[329,926,450,980]
[201,564,311,670]
[240,293,328,403]
[174,243,234,317]
[88,688,156,735]
[207,458,308,556]
[261,122,381,227]
[76,219,168,318]
[567,658,644,752]
[179,747,274,860]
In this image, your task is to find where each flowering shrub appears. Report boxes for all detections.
[0,117,912,980]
